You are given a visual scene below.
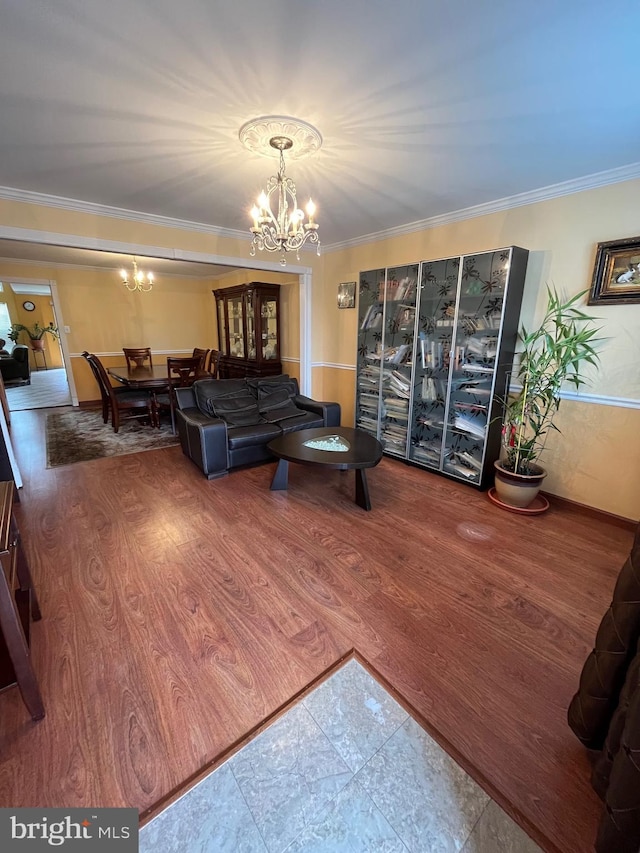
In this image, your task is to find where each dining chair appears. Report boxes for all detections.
[208,349,221,379]
[84,352,155,433]
[154,356,202,434]
[82,350,140,424]
[123,347,153,370]
[192,347,210,375]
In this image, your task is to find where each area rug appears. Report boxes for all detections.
[46,408,180,468]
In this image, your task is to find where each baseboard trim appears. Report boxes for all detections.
[543,491,637,532]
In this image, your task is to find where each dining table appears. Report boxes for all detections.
[107,363,172,389]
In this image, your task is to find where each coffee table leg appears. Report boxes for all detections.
[354,469,372,510]
[270,459,289,491]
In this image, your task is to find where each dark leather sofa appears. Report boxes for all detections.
[0,345,31,385]
[175,374,341,479]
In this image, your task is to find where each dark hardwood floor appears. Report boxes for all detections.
[0,407,632,852]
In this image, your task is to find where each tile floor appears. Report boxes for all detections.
[140,659,543,852]
[5,367,71,410]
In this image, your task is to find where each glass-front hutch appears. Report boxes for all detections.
[214,282,282,378]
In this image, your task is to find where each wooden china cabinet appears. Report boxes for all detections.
[214,283,282,378]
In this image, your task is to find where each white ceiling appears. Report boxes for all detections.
[0,0,639,257]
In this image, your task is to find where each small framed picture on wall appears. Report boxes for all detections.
[589,235,640,305]
[337,281,356,309]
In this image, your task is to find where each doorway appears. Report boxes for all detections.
[1,278,72,411]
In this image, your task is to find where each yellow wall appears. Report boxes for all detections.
[317,179,640,521]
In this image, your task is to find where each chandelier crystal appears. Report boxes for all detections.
[248,136,320,266]
[120,257,154,292]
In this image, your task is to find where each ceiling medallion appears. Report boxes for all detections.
[240,116,322,266]
[239,116,322,161]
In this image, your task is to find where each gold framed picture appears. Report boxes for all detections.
[589,235,640,305]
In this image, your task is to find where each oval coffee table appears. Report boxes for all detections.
[267,426,383,511]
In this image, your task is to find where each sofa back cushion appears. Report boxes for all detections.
[256,386,307,423]
[211,393,263,426]
[193,378,262,426]
[246,375,299,401]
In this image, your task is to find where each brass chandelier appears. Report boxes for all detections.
[120,257,154,292]
[240,117,322,266]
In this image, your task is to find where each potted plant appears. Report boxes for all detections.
[9,322,59,350]
[493,286,601,510]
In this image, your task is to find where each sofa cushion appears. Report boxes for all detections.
[246,375,299,402]
[254,388,304,423]
[278,411,325,434]
[227,422,282,450]
[193,378,249,417]
[211,392,263,427]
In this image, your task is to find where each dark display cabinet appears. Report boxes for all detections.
[356,247,528,488]
[214,282,281,378]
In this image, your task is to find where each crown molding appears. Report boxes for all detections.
[0,185,250,241]
[2,160,639,256]
[0,254,216,280]
[323,161,640,253]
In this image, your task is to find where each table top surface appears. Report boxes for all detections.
[107,364,171,387]
[267,426,383,470]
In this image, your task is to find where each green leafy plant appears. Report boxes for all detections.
[9,321,60,341]
[500,287,601,475]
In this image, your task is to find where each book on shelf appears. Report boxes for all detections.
[453,413,486,439]
[360,303,384,330]
[394,303,416,328]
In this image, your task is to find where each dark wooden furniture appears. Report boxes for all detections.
[0,480,44,720]
[85,353,155,432]
[214,283,282,378]
[267,426,383,510]
[208,349,221,378]
[192,348,210,373]
[107,363,175,390]
[154,356,202,434]
[123,347,153,370]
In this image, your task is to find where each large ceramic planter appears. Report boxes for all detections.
[29,338,45,351]
[493,460,547,509]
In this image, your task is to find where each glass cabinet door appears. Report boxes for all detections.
[379,264,419,456]
[441,248,512,483]
[409,257,460,469]
[356,268,386,437]
[228,295,245,358]
[261,297,279,360]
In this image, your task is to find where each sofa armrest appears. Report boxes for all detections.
[294,395,341,427]
[175,407,229,479]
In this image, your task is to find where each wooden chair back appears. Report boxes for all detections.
[208,349,221,378]
[161,356,202,433]
[167,356,202,388]
[82,350,110,424]
[123,347,153,370]
[192,348,210,374]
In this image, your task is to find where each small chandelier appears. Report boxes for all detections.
[120,257,154,292]
[247,138,320,266]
